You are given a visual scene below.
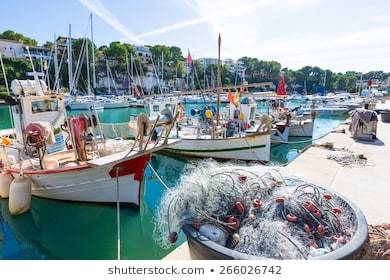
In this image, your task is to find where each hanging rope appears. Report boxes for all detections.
[148,163,170,190]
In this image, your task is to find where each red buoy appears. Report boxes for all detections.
[332,207,342,214]
[252,198,263,209]
[168,232,178,243]
[323,194,332,201]
[238,175,247,183]
[235,201,245,214]
[227,216,240,230]
[193,223,201,231]
[287,214,298,222]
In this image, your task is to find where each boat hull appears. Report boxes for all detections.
[8,153,151,207]
[289,119,314,137]
[66,102,104,110]
[103,102,129,109]
[164,133,270,162]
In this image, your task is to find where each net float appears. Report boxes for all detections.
[193,223,201,231]
[304,224,311,233]
[227,216,240,230]
[305,200,316,212]
[252,198,263,208]
[232,233,241,243]
[234,201,245,214]
[323,194,332,200]
[168,232,178,243]
[332,207,342,214]
[313,210,322,218]
[317,224,326,237]
[247,213,256,223]
[275,197,285,204]
[238,175,247,183]
[286,214,298,223]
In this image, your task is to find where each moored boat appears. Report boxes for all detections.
[0,79,179,210]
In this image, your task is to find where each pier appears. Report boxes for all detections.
[164,102,390,259]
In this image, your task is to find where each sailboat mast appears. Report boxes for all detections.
[86,38,91,95]
[68,24,73,94]
[216,33,221,126]
[90,14,97,89]
[53,34,60,92]
[125,49,130,96]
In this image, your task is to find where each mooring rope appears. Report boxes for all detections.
[148,163,171,190]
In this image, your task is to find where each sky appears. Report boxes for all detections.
[1,0,390,73]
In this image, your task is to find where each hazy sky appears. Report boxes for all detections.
[1,0,389,72]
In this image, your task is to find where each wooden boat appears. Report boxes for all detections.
[0,79,179,208]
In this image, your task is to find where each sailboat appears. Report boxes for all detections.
[163,34,272,162]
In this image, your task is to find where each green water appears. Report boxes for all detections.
[0,106,12,129]
[0,103,345,259]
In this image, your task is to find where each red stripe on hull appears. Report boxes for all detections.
[109,153,151,181]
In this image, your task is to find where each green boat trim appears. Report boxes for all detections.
[164,144,267,153]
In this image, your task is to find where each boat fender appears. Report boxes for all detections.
[0,171,13,198]
[8,175,32,215]
[199,224,228,246]
[137,113,150,137]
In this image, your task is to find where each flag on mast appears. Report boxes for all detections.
[276,74,287,96]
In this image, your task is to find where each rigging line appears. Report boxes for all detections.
[150,55,163,95]
[148,163,170,190]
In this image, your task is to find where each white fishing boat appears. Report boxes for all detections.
[288,118,314,137]
[102,97,130,109]
[297,105,349,116]
[0,79,179,212]
[165,35,272,162]
[66,96,104,110]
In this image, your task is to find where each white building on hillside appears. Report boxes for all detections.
[197,57,218,69]
[134,45,152,63]
[223,58,246,79]
[0,39,51,60]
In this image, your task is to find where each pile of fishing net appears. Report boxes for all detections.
[326,150,370,167]
[155,161,357,259]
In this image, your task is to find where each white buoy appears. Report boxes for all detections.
[8,175,32,215]
[0,171,13,198]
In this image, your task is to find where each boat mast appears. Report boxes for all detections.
[216,33,221,126]
[67,24,73,95]
[86,38,91,95]
[125,49,130,96]
[90,14,97,89]
[106,60,111,95]
[53,34,60,92]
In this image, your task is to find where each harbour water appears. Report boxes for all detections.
[0,104,345,259]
